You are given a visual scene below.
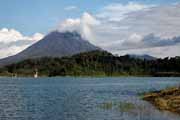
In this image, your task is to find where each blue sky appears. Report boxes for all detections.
[0,0,179,35]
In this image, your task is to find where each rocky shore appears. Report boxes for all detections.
[143,86,180,114]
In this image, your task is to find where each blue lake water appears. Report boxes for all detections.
[0,77,179,120]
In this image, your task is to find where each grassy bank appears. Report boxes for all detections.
[143,86,180,115]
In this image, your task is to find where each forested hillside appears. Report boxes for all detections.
[0,50,180,77]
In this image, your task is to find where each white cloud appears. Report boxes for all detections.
[57,2,153,47]
[96,2,153,21]
[0,28,23,43]
[0,28,44,43]
[0,45,29,59]
[123,33,143,46]
[57,3,180,58]
[30,33,44,41]
[64,6,78,11]
[59,18,81,32]
[58,12,100,41]
[116,44,180,58]
[0,28,44,58]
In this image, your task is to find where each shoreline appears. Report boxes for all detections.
[143,86,180,115]
[0,75,177,78]
[0,74,180,78]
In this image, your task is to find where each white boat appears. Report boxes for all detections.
[34,70,38,78]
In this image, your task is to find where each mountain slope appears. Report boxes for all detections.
[129,54,157,60]
[0,31,100,66]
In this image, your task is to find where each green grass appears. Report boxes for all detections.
[99,102,113,110]
[99,101,135,112]
[117,102,135,112]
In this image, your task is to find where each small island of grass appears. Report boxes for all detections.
[143,86,180,114]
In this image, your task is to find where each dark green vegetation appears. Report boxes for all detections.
[143,87,180,114]
[0,50,180,77]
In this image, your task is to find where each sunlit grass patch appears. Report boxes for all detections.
[99,101,136,112]
[99,101,114,110]
[117,102,135,112]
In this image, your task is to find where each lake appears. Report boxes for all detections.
[0,77,179,120]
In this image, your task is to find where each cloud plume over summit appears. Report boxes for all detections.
[58,12,100,41]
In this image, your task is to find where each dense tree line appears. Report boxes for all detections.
[0,50,180,77]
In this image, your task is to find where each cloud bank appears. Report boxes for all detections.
[57,2,180,58]
[0,28,44,58]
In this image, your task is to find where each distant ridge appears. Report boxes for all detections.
[0,31,100,66]
[129,54,157,60]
